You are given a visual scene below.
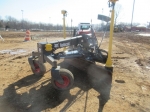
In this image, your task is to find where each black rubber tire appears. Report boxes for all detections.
[52,68,74,90]
[31,60,46,76]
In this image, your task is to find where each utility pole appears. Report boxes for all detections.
[21,10,23,30]
[71,19,72,36]
[131,0,135,31]
[102,8,104,31]
[49,17,51,31]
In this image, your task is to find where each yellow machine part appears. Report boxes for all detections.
[45,44,52,51]
[109,0,118,2]
[61,10,67,15]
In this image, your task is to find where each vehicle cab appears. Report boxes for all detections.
[77,23,91,35]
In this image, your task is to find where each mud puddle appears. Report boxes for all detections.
[0,49,27,55]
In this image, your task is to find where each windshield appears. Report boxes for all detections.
[80,24,90,30]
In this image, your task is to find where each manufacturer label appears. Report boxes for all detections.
[60,42,70,47]
[54,43,59,48]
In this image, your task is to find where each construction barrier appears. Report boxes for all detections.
[24,30,31,41]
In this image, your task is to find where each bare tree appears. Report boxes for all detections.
[114,4,122,26]
[0,15,67,31]
[0,16,4,28]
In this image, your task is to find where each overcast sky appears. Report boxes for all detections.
[0,0,150,26]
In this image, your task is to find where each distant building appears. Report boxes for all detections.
[124,24,150,32]
[132,25,147,32]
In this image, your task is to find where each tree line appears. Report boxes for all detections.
[0,16,76,31]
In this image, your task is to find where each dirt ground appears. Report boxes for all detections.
[0,31,150,112]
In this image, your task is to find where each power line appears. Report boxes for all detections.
[131,0,135,31]
[21,10,24,29]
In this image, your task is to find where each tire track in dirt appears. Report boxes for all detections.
[114,40,146,64]
[114,41,134,55]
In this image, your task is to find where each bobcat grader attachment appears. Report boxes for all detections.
[28,0,117,90]
[28,27,109,90]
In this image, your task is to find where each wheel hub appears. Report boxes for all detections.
[55,75,70,88]
[34,63,40,73]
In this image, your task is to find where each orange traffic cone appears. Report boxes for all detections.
[24,30,31,41]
